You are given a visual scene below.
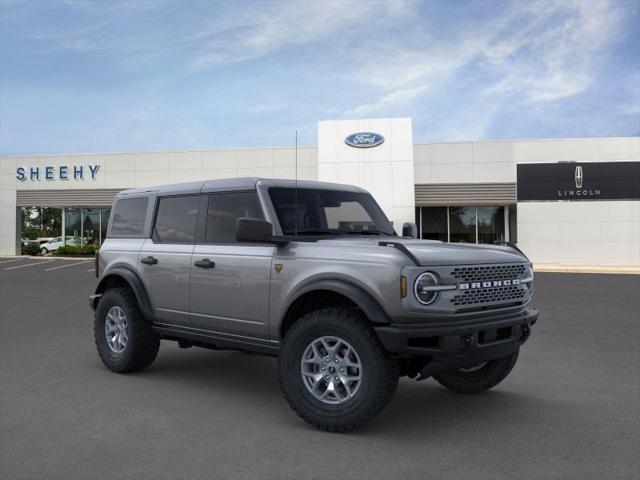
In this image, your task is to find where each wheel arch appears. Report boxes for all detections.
[279,279,391,339]
[93,266,155,322]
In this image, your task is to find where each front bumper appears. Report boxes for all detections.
[375,307,538,378]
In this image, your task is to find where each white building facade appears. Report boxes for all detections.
[1,118,638,271]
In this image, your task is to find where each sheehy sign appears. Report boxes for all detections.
[517,162,640,201]
[16,164,101,182]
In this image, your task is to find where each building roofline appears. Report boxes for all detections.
[0,145,318,159]
[2,136,638,158]
[412,136,640,146]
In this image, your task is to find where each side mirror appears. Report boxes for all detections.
[235,218,288,245]
[402,222,418,239]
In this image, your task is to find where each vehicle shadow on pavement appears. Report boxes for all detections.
[130,345,536,435]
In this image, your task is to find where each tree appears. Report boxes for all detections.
[21,207,62,239]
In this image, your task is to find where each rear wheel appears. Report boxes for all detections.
[278,308,399,432]
[94,287,160,373]
[433,350,519,394]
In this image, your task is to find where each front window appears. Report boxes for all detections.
[205,192,263,243]
[268,188,395,236]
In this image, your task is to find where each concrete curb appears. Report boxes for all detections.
[0,255,95,261]
[533,266,640,275]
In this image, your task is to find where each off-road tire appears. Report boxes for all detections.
[94,287,160,373]
[278,308,399,432]
[433,350,519,394]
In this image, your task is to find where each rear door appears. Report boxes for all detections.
[189,191,274,339]
[140,194,202,325]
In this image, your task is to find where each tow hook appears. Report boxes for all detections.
[461,335,473,353]
[520,325,531,342]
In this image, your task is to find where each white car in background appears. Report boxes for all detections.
[40,237,80,254]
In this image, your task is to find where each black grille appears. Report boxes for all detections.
[451,285,527,307]
[451,264,527,283]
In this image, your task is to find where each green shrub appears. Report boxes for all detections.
[22,243,41,256]
[56,244,99,256]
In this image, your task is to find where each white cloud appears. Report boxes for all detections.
[342,0,625,129]
[344,85,429,118]
[483,0,622,103]
[189,1,413,71]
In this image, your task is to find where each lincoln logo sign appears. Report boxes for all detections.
[345,132,384,148]
[559,164,601,198]
[16,165,100,182]
[516,161,640,202]
[574,166,583,189]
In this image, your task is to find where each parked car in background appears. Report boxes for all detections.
[40,236,81,254]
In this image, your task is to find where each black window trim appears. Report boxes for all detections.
[151,193,204,245]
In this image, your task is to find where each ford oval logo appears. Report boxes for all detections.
[345,132,385,148]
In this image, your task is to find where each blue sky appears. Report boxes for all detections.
[1,0,639,155]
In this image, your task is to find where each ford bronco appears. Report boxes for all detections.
[90,178,538,431]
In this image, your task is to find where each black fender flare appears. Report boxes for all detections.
[93,266,155,322]
[282,279,392,327]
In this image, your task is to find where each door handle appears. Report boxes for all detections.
[194,258,215,269]
[141,256,158,265]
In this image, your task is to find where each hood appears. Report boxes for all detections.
[315,237,528,266]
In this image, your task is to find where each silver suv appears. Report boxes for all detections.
[90,178,538,432]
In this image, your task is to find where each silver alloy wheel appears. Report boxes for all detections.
[300,336,362,405]
[105,306,128,353]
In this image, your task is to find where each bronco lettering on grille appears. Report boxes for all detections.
[458,279,521,290]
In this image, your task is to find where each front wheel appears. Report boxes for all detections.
[40,247,48,255]
[433,350,519,394]
[278,308,399,432]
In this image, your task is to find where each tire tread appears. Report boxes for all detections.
[94,286,160,373]
[278,307,398,432]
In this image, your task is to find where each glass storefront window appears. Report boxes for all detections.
[417,206,510,244]
[64,208,82,246]
[477,206,505,244]
[63,207,113,246]
[101,207,111,243]
[82,208,101,246]
[421,207,448,241]
[449,207,476,243]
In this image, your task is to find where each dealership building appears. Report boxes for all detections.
[1,118,638,271]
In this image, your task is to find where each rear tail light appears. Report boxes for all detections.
[95,252,99,278]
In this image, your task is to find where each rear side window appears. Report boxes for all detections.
[154,195,200,243]
[110,197,148,236]
[205,192,263,243]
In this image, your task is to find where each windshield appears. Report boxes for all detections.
[268,187,395,236]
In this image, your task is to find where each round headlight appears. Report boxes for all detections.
[414,272,439,305]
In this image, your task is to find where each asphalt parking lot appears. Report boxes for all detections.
[0,258,638,480]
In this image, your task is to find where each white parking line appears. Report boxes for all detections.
[5,260,56,270]
[87,268,95,272]
[45,260,91,271]
[0,258,23,265]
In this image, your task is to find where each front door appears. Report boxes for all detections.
[140,194,201,325]
[189,191,274,339]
